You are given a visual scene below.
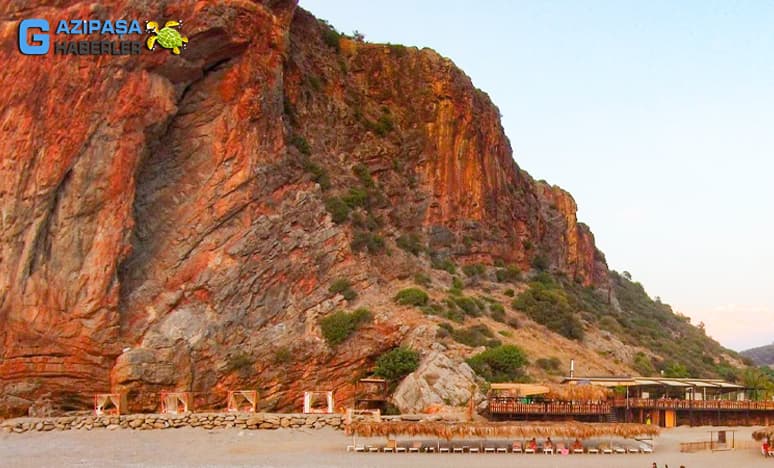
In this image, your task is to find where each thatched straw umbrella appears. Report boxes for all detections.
[543,383,612,401]
[752,426,774,441]
[347,420,659,441]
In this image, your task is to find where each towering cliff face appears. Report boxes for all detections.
[0,1,658,416]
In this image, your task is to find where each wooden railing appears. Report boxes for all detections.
[488,398,611,415]
[613,398,774,411]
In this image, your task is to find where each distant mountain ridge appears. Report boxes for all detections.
[741,343,774,367]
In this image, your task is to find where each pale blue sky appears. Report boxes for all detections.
[300,1,774,351]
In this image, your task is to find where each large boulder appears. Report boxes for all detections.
[392,351,484,413]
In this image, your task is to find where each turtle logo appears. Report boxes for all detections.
[145,20,188,54]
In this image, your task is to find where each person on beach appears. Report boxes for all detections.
[527,438,537,451]
[571,438,583,451]
[763,440,770,457]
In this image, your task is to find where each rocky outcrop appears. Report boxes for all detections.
[392,351,483,413]
[0,1,613,416]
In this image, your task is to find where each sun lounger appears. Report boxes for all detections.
[628,447,640,453]
[524,447,536,454]
[408,442,421,453]
[601,446,613,454]
[543,447,554,454]
[396,446,406,453]
[425,446,436,453]
[354,445,366,452]
[587,447,599,454]
[439,445,450,453]
[614,446,626,454]
[367,446,379,452]
[512,443,523,453]
[496,447,508,453]
[469,446,480,453]
[384,440,396,453]
[483,445,496,453]
[640,444,653,454]
[452,446,464,453]
[573,448,584,454]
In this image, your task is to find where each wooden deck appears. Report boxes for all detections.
[488,398,611,416]
[614,398,774,411]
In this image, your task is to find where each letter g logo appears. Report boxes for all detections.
[19,19,50,55]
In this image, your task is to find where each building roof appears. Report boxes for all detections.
[562,376,744,389]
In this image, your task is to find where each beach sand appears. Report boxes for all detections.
[1,425,770,467]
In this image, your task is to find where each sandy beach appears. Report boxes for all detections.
[1,425,770,468]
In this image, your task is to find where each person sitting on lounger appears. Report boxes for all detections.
[527,438,538,451]
[544,437,554,452]
[764,440,770,457]
[571,439,583,451]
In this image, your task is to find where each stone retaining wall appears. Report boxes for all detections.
[0,412,346,433]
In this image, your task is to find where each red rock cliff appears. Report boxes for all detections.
[0,1,607,415]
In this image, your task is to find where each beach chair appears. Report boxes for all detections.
[511,442,523,454]
[384,439,396,453]
[425,445,436,453]
[640,444,653,454]
[587,446,600,454]
[469,446,480,453]
[524,446,536,454]
[483,441,496,453]
[439,443,450,453]
[396,445,407,453]
[452,445,464,453]
[600,444,613,455]
[408,441,421,453]
[543,446,554,455]
[573,447,584,454]
[613,446,626,454]
[627,447,640,454]
[367,445,379,452]
[355,445,366,452]
[496,446,507,453]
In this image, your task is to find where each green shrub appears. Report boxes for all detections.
[374,347,420,381]
[489,303,506,322]
[498,330,513,338]
[320,308,372,346]
[226,352,253,373]
[274,347,292,364]
[451,324,498,348]
[632,352,656,376]
[536,357,562,373]
[324,197,350,223]
[451,295,482,317]
[394,288,429,306]
[290,134,311,155]
[462,263,485,277]
[495,264,522,283]
[343,187,369,209]
[353,164,375,188]
[414,272,432,287]
[321,25,341,51]
[328,278,357,301]
[397,233,423,256]
[512,280,584,340]
[365,113,394,136]
[307,75,322,92]
[503,288,515,297]
[662,361,690,378]
[431,257,456,274]
[467,345,528,383]
[351,231,385,254]
[303,159,330,190]
[522,240,533,250]
[531,255,549,271]
[452,276,464,290]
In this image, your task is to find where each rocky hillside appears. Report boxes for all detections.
[0,0,743,416]
[742,344,774,367]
